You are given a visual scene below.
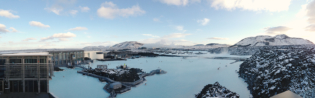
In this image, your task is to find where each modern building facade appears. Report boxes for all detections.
[84,51,104,60]
[0,52,54,93]
[48,50,84,67]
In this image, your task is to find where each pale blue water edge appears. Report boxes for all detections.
[50,53,251,98]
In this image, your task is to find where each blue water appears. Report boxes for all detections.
[50,53,251,98]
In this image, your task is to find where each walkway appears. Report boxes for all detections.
[0,92,55,98]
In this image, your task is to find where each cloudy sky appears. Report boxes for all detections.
[0,0,315,50]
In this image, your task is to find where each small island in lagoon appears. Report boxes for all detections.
[77,64,166,97]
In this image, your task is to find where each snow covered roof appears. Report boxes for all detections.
[270,90,302,98]
[0,52,52,56]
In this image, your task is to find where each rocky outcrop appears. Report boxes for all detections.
[195,82,240,98]
[238,48,315,98]
[54,67,64,71]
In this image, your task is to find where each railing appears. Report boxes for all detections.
[4,63,54,79]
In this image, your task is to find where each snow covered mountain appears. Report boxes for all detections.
[183,43,229,50]
[239,48,315,97]
[194,44,204,46]
[110,41,144,49]
[82,46,110,51]
[232,34,313,47]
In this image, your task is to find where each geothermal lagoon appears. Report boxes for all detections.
[50,52,251,98]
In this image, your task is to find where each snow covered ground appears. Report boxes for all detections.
[238,48,315,97]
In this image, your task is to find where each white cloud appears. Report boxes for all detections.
[176,26,184,31]
[265,26,291,34]
[45,6,63,15]
[97,2,146,19]
[9,27,18,32]
[0,24,18,33]
[139,33,193,46]
[306,24,315,32]
[80,6,90,12]
[80,41,117,46]
[197,18,210,25]
[0,25,10,33]
[306,0,315,24]
[303,0,315,32]
[40,32,76,41]
[143,34,160,38]
[52,32,76,38]
[153,18,160,22]
[208,37,229,40]
[45,0,77,15]
[0,24,9,33]
[29,21,50,28]
[22,38,36,41]
[87,36,91,38]
[209,0,292,12]
[159,0,200,6]
[163,33,191,38]
[175,26,187,32]
[70,10,78,15]
[0,9,20,18]
[69,27,88,31]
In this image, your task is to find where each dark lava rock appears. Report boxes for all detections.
[54,67,64,71]
[195,82,240,98]
[239,48,315,98]
[93,68,143,82]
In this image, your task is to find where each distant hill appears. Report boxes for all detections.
[82,46,110,51]
[206,43,228,46]
[183,43,229,50]
[194,44,204,46]
[111,41,144,49]
[231,34,314,47]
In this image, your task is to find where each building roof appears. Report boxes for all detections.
[109,82,122,88]
[0,52,52,56]
[270,90,302,98]
[0,49,84,54]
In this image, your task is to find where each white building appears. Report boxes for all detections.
[84,51,104,60]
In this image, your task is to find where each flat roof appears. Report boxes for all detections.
[271,90,302,98]
[0,52,52,56]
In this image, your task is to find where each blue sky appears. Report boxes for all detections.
[0,0,315,50]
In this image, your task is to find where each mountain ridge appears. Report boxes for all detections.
[232,34,314,47]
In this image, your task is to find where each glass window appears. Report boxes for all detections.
[25,59,37,63]
[0,81,2,92]
[19,81,22,92]
[34,80,38,92]
[40,59,46,63]
[0,66,5,78]
[25,66,37,78]
[40,80,47,92]
[0,59,5,65]
[29,80,34,92]
[9,59,21,63]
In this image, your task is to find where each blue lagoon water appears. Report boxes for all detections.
[50,53,251,98]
